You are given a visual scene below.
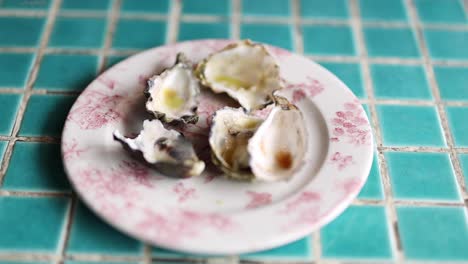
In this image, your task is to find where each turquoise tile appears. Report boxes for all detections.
[49,17,107,48]
[121,0,170,13]
[300,0,349,19]
[178,22,229,41]
[397,206,468,260]
[0,197,68,251]
[65,260,136,264]
[35,54,98,91]
[321,206,392,259]
[0,53,35,88]
[183,0,229,15]
[459,154,468,192]
[303,25,355,55]
[364,27,420,58]
[3,142,70,191]
[242,237,312,260]
[241,24,293,50]
[386,152,459,201]
[113,19,166,49]
[358,153,383,199]
[0,17,45,47]
[61,0,111,10]
[424,30,468,59]
[105,55,126,69]
[0,0,51,9]
[321,63,365,98]
[0,261,49,264]
[19,95,77,137]
[0,141,6,162]
[68,203,142,254]
[0,94,22,135]
[359,0,407,21]
[415,0,467,24]
[434,66,468,101]
[242,0,290,17]
[371,64,432,99]
[377,105,445,146]
[446,107,468,147]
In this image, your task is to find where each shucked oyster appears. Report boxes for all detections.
[113,119,205,178]
[209,96,307,181]
[196,40,281,112]
[209,107,263,180]
[145,53,200,124]
[248,96,307,181]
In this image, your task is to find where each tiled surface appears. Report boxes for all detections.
[1,0,468,263]
[0,197,68,252]
[359,0,407,21]
[377,105,446,146]
[3,142,70,191]
[19,95,77,136]
[34,54,98,90]
[385,152,459,201]
[303,25,355,55]
[371,64,432,99]
[0,53,35,88]
[321,206,393,259]
[364,27,420,58]
[0,17,45,47]
[0,94,22,135]
[49,17,107,48]
[397,206,468,260]
[68,203,142,254]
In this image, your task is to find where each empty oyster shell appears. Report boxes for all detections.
[196,40,281,112]
[209,107,263,180]
[145,53,200,124]
[247,96,307,181]
[113,119,205,178]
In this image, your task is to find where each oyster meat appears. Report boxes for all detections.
[146,53,200,124]
[209,96,307,181]
[209,107,263,180]
[113,119,205,178]
[196,40,280,112]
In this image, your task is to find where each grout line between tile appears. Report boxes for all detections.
[291,0,303,53]
[166,0,181,44]
[0,253,57,263]
[0,190,72,197]
[119,13,168,21]
[143,244,152,264]
[65,253,144,263]
[230,0,241,40]
[55,196,77,264]
[97,0,121,73]
[0,0,61,187]
[405,0,468,201]
[312,231,322,262]
[349,0,404,262]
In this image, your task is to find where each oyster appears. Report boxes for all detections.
[145,53,200,124]
[196,40,280,112]
[209,107,263,180]
[247,96,307,181]
[209,96,307,181]
[113,119,205,178]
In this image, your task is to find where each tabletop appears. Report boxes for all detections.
[0,0,467,263]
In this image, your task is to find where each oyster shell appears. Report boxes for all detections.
[196,40,281,112]
[209,107,263,180]
[113,119,205,178]
[145,53,200,124]
[247,96,307,181]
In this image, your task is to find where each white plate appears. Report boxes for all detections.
[62,39,373,255]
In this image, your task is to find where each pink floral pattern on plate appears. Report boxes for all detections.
[61,39,373,255]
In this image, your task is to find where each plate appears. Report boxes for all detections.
[62,39,373,255]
